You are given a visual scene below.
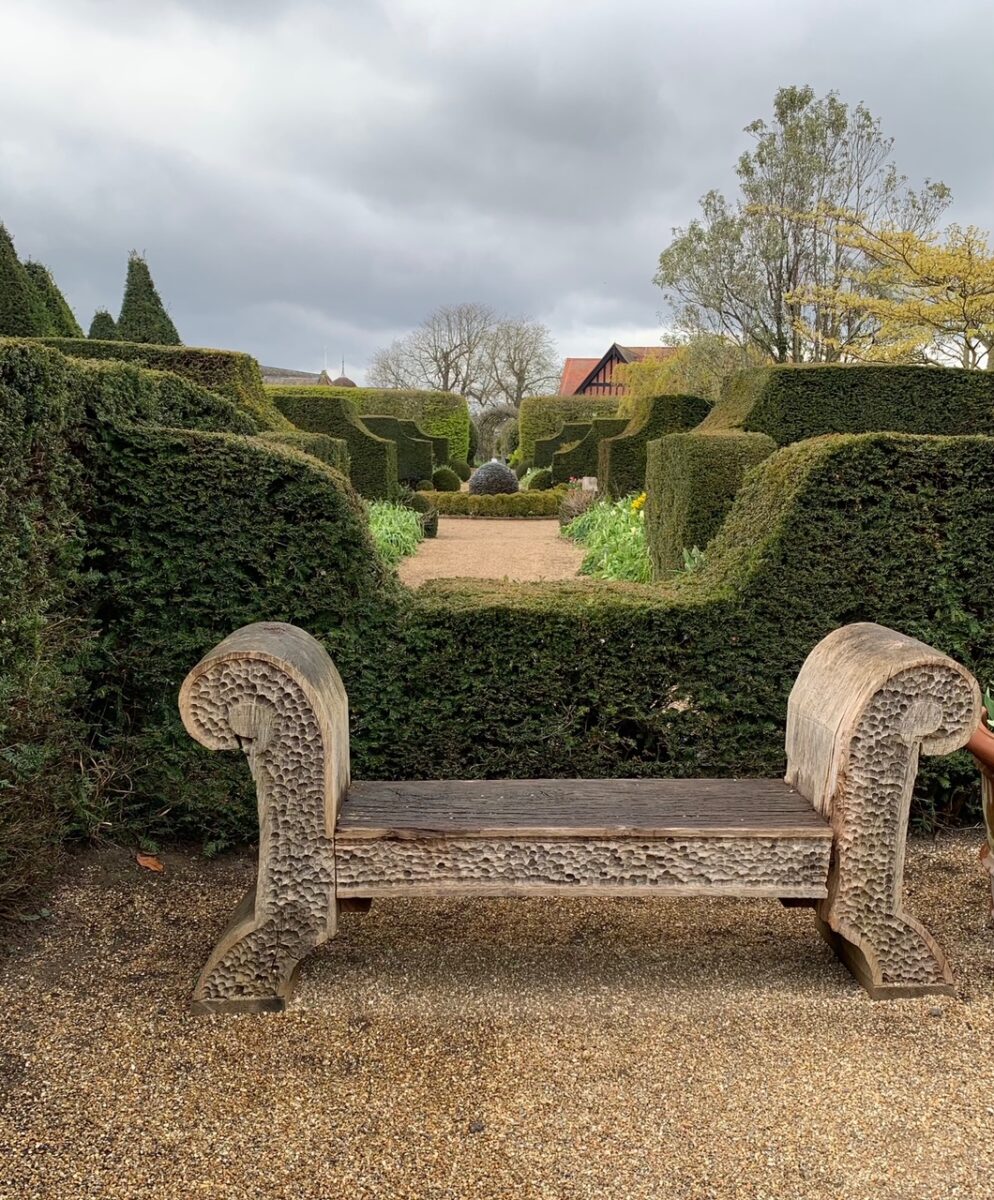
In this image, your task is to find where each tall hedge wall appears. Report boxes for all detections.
[358,415,434,483]
[551,417,629,483]
[598,394,711,499]
[645,430,777,577]
[700,363,994,446]
[310,386,470,463]
[268,388,398,498]
[37,338,288,431]
[256,431,350,476]
[534,421,592,468]
[397,419,449,467]
[518,394,620,463]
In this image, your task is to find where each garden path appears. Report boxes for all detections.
[399,517,583,585]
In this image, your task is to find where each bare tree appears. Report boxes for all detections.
[368,303,560,407]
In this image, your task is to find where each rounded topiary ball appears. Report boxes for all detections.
[416,479,435,491]
[527,468,553,492]
[449,459,472,481]
[468,460,519,495]
[432,465,462,492]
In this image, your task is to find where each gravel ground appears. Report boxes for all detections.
[398,518,583,586]
[3,832,994,1199]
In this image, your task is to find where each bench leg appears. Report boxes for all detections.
[180,623,350,1013]
[786,625,981,999]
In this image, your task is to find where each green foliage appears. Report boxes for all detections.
[39,337,286,430]
[468,461,519,494]
[526,467,553,491]
[701,363,994,446]
[417,479,434,491]
[598,394,710,499]
[646,431,776,577]
[315,386,468,462]
[449,459,472,481]
[0,224,50,336]
[358,414,434,483]
[468,417,479,464]
[367,501,425,565]
[423,489,564,516]
[116,252,181,344]
[534,420,592,468]
[551,418,629,484]
[23,262,83,336]
[518,394,620,462]
[432,465,462,492]
[268,388,398,498]
[496,415,519,459]
[256,431,350,475]
[564,496,652,583]
[88,310,120,340]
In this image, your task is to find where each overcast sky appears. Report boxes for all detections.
[2,0,992,381]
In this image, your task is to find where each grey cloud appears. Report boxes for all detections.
[1,0,992,376]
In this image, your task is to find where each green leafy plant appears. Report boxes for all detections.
[527,467,554,491]
[366,501,425,565]
[432,465,462,492]
[563,496,652,583]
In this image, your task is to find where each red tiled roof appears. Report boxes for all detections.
[558,357,600,395]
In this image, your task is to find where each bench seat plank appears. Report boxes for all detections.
[336,778,831,841]
[334,779,833,900]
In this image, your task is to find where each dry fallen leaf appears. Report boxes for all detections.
[137,852,164,873]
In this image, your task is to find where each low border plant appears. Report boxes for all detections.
[563,493,652,582]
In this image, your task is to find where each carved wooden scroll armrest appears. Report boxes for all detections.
[785,621,981,997]
[179,622,349,1013]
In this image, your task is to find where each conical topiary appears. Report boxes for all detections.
[23,261,83,337]
[88,309,121,340]
[116,251,181,344]
[0,223,51,336]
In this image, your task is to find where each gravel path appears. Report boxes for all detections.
[3,832,994,1199]
[399,518,584,586]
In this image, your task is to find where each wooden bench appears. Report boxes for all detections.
[179,621,981,1012]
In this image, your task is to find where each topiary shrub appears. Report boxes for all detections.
[468,417,479,464]
[551,417,629,484]
[0,223,51,336]
[518,394,620,462]
[319,387,469,462]
[701,363,994,446]
[358,414,434,484]
[257,431,350,476]
[416,479,435,491]
[449,459,472,481]
[432,465,462,492]
[534,420,592,467]
[423,489,564,516]
[645,430,776,578]
[527,467,553,491]
[514,462,529,479]
[268,388,398,498]
[23,261,83,337]
[116,251,181,344]
[598,393,711,499]
[88,310,120,340]
[41,338,286,430]
[468,460,519,495]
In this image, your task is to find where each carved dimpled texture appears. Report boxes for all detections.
[186,659,335,1002]
[826,663,977,988]
[336,836,832,895]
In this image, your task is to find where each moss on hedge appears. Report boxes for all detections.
[268,389,399,498]
[257,431,350,475]
[519,395,620,462]
[358,415,434,483]
[700,363,994,446]
[37,337,287,431]
[598,394,711,499]
[551,417,629,484]
[534,420,592,468]
[645,430,776,577]
[313,386,469,463]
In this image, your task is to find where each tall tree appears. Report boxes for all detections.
[0,223,50,336]
[23,261,83,337]
[792,219,994,369]
[617,334,765,408]
[655,86,950,362]
[88,309,121,340]
[117,252,181,344]
[483,318,560,406]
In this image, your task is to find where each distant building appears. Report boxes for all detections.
[558,343,676,396]
[260,363,358,388]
